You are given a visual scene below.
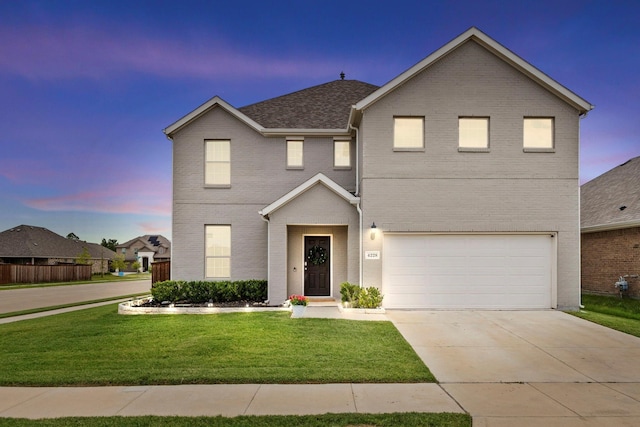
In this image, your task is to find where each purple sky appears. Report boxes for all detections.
[1,1,639,244]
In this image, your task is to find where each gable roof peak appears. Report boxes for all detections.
[353,26,593,115]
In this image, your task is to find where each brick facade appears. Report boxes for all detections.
[581,227,640,297]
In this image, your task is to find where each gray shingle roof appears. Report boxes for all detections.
[238,79,379,129]
[116,235,171,260]
[0,225,116,259]
[581,156,640,229]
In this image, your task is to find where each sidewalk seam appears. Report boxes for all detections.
[243,384,262,415]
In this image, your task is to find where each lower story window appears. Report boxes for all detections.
[205,225,230,278]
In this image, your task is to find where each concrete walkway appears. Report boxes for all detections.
[3,303,640,425]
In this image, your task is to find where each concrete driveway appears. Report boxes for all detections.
[388,310,640,426]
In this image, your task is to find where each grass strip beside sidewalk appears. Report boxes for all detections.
[0,413,471,426]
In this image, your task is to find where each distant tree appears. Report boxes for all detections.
[67,232,80,240]
[132,260,141,273]
[101,238,118,252]
[75,247,91,265]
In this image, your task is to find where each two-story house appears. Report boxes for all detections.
[164,28,592,310]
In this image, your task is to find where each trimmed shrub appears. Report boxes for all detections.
[340,282,360,304]
[358,287,384,309]
[339,282,384,308]
[151,280,267,303]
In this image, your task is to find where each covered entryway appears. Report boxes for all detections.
[304,235,331,296]
[382,234,554,309]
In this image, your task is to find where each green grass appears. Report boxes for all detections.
[0,304,435,386]
[0,273,151,290]
[571,293,640,338]
[0,413,471,426]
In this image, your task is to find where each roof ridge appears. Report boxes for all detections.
[239,79,377,109]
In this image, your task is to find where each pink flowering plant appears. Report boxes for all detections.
[289,294,308,306]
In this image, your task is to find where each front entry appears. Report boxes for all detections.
[304,236,330,296]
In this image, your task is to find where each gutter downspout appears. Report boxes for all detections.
[578,112,589,310]
[349,123,360,197]
[349,123,363,287]
[260,214,271,304]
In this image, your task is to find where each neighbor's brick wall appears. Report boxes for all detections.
[581,227,640,297]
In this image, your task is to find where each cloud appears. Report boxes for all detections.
[138,221,171,235]
[0,23,346,82]
[21,179,171,216]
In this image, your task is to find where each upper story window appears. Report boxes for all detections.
[287,139,304,169]
[205,139,230,186]
[205,225,231,278]
[394,117,424,150]
[523,118,554,151]
[459,117,489,151]
[334,140,351,168]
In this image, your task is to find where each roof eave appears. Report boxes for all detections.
[581,219,640,234]
[261,128,351,137]
[353,27,593,114]
[259,173,359,217]
[163,96,264,138]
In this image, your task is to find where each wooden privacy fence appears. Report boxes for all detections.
[0,264,92,285]
[151,261,170,284]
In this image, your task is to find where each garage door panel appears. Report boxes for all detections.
[382,234,553,309]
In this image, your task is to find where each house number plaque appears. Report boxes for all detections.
[365,251,380,260]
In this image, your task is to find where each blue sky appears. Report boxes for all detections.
[1,0,638,244]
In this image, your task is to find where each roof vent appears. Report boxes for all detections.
[340,71,345,80]
[620,206,627,211]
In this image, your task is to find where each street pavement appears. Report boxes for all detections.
[0,279,151,314]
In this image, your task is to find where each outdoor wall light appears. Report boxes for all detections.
[370,222,377,240]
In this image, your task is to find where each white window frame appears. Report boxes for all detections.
[393,117,424,151]
[458,117,490,152]
[287,139,304,169]
[205,225,231,278]
[333,140,351,169]
[523,118,555,152]
[205,139,231,187]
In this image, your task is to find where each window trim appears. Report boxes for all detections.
[393,116,425,151]
[333,139,352,169]
[523,117,555,153]
[205,225,231,279]
[458,117,490,152]
[286,139,304,169]
[204,139,231,188]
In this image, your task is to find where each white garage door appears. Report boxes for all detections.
[382,234,553,309]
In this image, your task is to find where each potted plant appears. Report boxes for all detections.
[289,294,308,318]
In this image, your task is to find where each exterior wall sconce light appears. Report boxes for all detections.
[370,222,377,240]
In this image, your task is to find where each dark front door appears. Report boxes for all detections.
[304,236,330,296]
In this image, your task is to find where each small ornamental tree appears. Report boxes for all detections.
[111,253,128,272]
[75,247,91,265]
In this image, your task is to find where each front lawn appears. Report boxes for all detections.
[0,413,471,427]
[0,304,434,386]
[571,293,640,338]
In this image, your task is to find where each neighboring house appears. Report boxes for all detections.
[0,225,116,274]
[164,27,593,310]
[116,235,171,272]
[581,156,640,297]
